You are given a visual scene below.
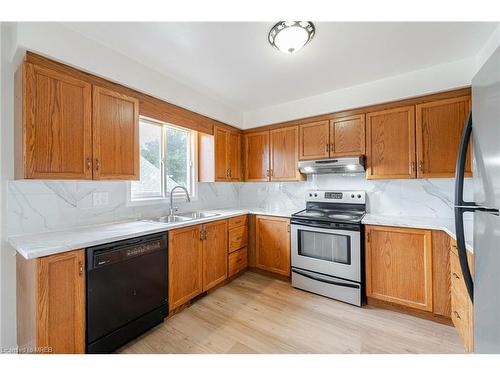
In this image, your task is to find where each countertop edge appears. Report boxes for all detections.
[9,208,296,260]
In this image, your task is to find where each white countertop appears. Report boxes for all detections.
[9,208,295,260]
[10,206,473,260]
[362,214,474,252]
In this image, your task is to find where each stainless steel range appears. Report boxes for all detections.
[291,190,366,306]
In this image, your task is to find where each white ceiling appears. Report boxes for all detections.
[62,22,496,112]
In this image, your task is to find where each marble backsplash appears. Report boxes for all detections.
[7,175,472,236]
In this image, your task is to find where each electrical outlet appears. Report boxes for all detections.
[92,192,109,207]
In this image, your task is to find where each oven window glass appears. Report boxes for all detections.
[298,229,351,265]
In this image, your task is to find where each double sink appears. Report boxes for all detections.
[149,211,220,224]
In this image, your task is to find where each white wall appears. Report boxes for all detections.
[15,22,243,127]
[1,22,18,350]
[475,24,500,72]
[242,57,476,128]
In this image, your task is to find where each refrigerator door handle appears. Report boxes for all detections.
[454,112,476,302]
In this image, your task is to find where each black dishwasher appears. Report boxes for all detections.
[86,233,168,353]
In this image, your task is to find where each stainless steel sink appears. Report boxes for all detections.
[150,215,194,223]
[177,211,220,219]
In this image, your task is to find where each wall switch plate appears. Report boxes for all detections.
[92,192,109,207]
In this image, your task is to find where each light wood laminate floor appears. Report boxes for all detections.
[118,271,465,354]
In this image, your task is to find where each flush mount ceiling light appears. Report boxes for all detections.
[268,21,315,54]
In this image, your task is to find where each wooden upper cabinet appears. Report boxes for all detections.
[298,120,330,160]
[270,126,301,181]
[244,131,270,181]
[228,131,242,181]
[365,225,433,312]
[92,86,139,180]
[36,250,86,353]
[168,225,204,312]
[330,114,366,157]
[366,106,416,179]
[214,126,229,181]
[255,215,291,277]
[202,220,228,291]
[416,96,472,178]
[18,63,93,179]
[199,125,242,182]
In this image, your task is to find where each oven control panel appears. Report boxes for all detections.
[306,190,365,204]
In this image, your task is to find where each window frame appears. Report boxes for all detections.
[128,116,198,206]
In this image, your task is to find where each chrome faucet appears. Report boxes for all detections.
[169,186,191,216]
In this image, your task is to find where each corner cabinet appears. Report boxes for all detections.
[255,216,291,277]
[15,62,139,180]
[17,250,86,354]
[365,225,433,311]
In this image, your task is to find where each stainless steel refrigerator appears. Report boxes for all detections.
[455,46,500,353]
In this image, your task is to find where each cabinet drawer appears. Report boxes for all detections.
[228,215,248,229]
[450,249,468,297]
[228,226,248,253]
[451,287,473,351]
[228,247,248,277]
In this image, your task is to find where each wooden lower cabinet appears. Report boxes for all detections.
[229,247,248,277]
[365,225,433,311]
[169,220,229,312]
[255,215,291,277]
[168,225,204,311]
[202,220,228,291]
[450,239,474,352]
[17,249,86,354]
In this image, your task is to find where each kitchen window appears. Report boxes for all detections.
[130,118,197,202]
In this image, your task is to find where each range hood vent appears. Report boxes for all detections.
[298,156,365,175]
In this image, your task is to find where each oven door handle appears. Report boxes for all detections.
[292,269,360,289]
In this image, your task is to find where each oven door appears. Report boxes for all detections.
[291,223,360,282]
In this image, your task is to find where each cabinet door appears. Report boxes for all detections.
[168,225,203,311]
[92,86,139,180]
[330,114,366,157]
[255,216,291,276]
[244,131,270,181]
[416,96,472,178]
[270,126,301,181]
[228,131,242,181]
[36,249,85,354]
[365,225,433,311]
[366,106,416,179]
[23,63,92,179]
[298,120,330,160]
[202,220,228,291]
[214,126,229,181]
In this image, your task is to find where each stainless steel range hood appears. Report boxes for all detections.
[298,156,365,175]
